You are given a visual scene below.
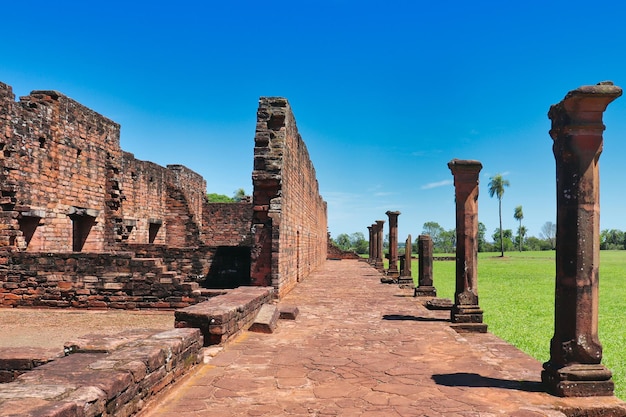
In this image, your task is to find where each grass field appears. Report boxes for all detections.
[408,250,626,399]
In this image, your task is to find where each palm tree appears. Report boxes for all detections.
[488,174,510,257]
[514,205,524,252]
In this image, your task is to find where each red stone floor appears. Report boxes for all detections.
[137,259,626,417]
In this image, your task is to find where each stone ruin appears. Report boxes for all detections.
[365,82,622,398]
[542,82,622,397]
[0,82,328,308]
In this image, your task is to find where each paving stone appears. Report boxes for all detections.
[136,260,626,417]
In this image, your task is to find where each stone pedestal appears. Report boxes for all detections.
[448,159,486,333]
[385,211,400,278]
[542,82,622,397]
[414,234,436,297]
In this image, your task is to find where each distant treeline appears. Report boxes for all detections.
[331,222,626,254]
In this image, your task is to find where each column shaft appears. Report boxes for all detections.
[542,82,622,397]
[386,211,400,277]
[448,159,486,333]
[415,234,436,296]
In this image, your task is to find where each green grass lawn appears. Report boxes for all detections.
[408,250,626,399]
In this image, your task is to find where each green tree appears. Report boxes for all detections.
[422,222,445,250]
[335,233,351,251]
[477,222,487,252]
[350,232,368,254]
[233,188,247,202]
[207,192,234,203]
[515,226,527,251]
[492,228,514,252]
[514,205,524,252]
[540,221,556,249]
[525,236,552,251]
[488,174,510,257]
[600,229,625,250]
[440,229,456,253]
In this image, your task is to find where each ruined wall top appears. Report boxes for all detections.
[251,96,328,295]
[0,80,207,251]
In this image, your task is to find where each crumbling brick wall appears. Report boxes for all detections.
[251,97,328,297]
[0,83,121,252]
[0,81,206,252]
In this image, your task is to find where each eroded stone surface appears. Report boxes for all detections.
[137,260,626,416]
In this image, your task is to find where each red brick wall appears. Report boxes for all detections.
[202,202,253,247]
[0,81,207,252]
[0,251,208,309]
[0,83,121,252]
[251,97,328,297]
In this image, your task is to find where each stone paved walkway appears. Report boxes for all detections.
[138,260,626,417]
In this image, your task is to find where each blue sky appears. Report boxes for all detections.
[4,1,626,242]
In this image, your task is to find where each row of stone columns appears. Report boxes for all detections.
[367,220,385,271]
[363,81,620,398]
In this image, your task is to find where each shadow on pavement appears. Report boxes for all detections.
[382,314,449,322]
[432,372,545,393]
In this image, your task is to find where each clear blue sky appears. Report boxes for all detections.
[4,1,626,242]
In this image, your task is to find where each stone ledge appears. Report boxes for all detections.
[174,286,275,345]
[0,328,202,417]
[0,347,62,383]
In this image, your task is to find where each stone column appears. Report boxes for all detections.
[448,159,486,333]
[415,234,437,296]
[367,225,374,265]
[370,223,378,266]
[400,234,412,278]
[541,82,622,397]
[385,211,400,277]
[375,220,385,271]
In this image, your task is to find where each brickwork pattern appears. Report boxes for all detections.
[202,202,253,247]
[0,252,208,309]
[0,81,207,253]
[251,97,328,297]
[0,328,202,417]
[175,286,275,345]
[0,84,121,252]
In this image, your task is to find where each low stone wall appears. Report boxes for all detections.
[175,286,275,345]
[0,347,60,383]
[0,252,208,309]
[326,242,361,260]
[120,244,216,278]
[0,328,202,417]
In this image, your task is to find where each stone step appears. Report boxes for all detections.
[249,304,279,334]
[278,304,299,320]
[130,258,164,268]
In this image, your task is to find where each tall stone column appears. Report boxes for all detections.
[448,159,486,333]
[385,211,400,277]
[367,225,374,265]
[542,82,622,397]
[375,220,385,271]
[415,234,437,297]
[398,234,413,287]
[400,234,412,278]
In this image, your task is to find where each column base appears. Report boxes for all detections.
[414,286,437,297]
[542,362,614,397]
[451,304,484,324]
[451,323,488,333]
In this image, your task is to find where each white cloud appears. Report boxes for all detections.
[421,179,453,190]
